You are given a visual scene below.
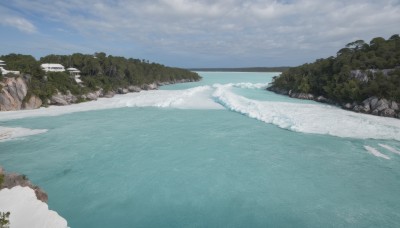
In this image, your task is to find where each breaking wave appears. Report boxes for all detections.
[212,84,400,141]
[1,82,400,141]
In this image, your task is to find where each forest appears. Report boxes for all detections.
[0,52,201,101]
[269,34,400,103]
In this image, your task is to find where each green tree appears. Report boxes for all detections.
[0,212,10,228]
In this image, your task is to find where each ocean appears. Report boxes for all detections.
[1,72,400,227]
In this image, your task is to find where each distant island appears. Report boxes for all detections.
[268,34,400,118]
[0,53,201,111]
[189,67,290,72]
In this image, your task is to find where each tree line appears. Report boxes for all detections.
[0,53,201,101]
[269,34,400,103]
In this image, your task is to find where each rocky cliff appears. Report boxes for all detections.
[0,77,41,111]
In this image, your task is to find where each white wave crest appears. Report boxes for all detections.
[231,82,269,89]
[364,146,390,160]
[1,83,400,142]
[378,144,400,155]
[212,85,400,141]
[0,126,48,142]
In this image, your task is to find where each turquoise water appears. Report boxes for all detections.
[1,72,400,227]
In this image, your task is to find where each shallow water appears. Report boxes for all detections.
[1,72,400,227]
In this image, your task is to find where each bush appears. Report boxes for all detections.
[0,212,10,228]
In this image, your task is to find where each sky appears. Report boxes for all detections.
[0,0,399,68]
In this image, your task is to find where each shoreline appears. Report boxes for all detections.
[267,86,400,119]
[0,77,198,112]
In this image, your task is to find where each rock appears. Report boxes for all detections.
[5,77,27,101]
[370,97,379,110]
[95,89,104,97]
[50,91,77,105]
[390,101,399,111]
[290,92,314,100]
[381,108,396,118]
[0,89,19,111]
[371,109,380,115]
[361,103,371,113]
[0,77,29,111]
[266,86,288,95]
[117,88,129,94]
[128,86,141,92]
[344,103,353,109]
[86,92,98,101]
[157,81,170,86]
[50,93,69,106]
[317,96,328,102]
[376,99,389,111]
[362,97,373,106]
[142,83,158,90]
[22,95,42,110]
[0,166,48,203]
[65,90,77,103]
[104,91,115,98]
[353,105,362,112]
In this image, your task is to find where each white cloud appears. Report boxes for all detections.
[0,5,36,33]
[3,0,400,66]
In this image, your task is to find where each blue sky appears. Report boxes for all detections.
[0,0,399,68]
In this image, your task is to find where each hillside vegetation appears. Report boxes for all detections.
[0,52,200,102]
[269,35,400,103]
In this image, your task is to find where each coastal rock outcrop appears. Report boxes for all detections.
[289,92,314,100]
[22,95,43,110]
[50,90,77,106]
[0,166,48,203]
[267,86,400,119]
[0,77,28,111]
[128,85,141,92]
[117,88,129,94]
[142,83,158,90]
[354,97,399,118]
[104,91,116,98]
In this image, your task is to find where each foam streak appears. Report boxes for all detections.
[364,146,390,159]
[379,144,400,155]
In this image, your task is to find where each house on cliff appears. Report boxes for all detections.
[40,63,65,72]
[40,64,83,84]
[66,67,82,84]
[0,60,20,76]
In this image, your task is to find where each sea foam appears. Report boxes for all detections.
[364,146,390,159]
[1,83,400,141]
[0,126,48,142]
[212,84,400,141]
[379,144,400,155]
[0,186,68,228]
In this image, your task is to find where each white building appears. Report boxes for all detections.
[0,60,20,75]
[66,67,82,83]
[41,63,65,72]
